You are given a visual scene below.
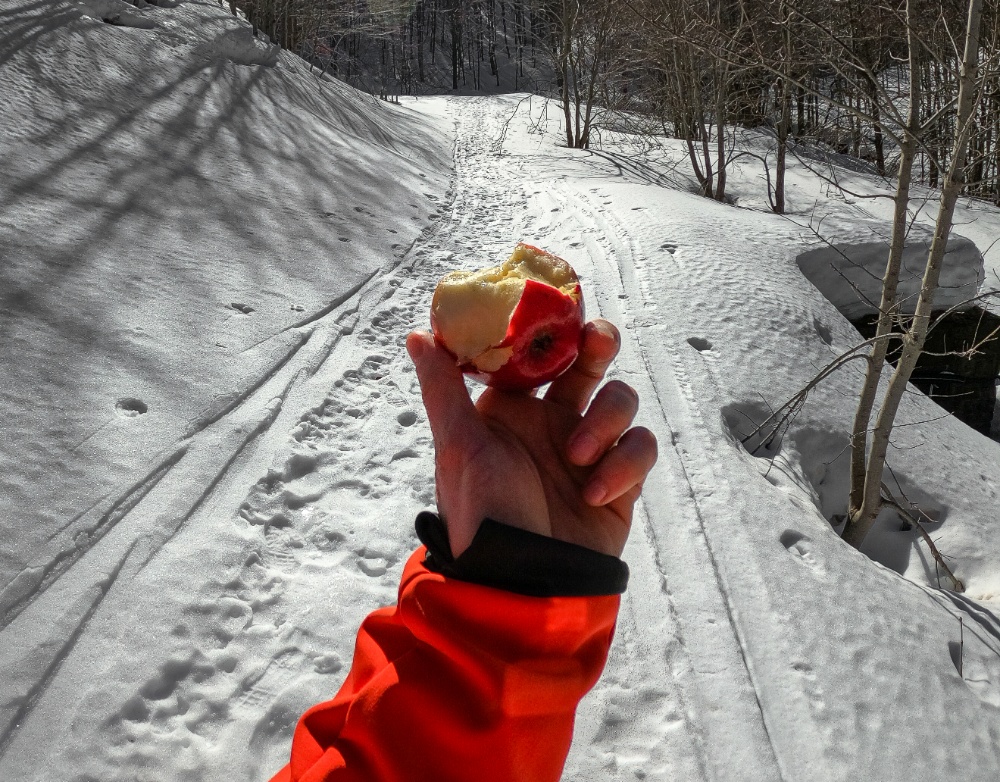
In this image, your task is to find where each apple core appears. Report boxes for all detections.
[430,243,585,390]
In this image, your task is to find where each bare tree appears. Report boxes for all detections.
[537,0,631,149]
[635,0,999,556]
[843,0,926,549]
[634,0,746,200]
[843,0,994,547]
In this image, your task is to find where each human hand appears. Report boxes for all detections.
[406,319,657,559]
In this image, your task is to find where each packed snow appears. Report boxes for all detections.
[3,1,1000,780]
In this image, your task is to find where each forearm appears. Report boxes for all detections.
[270,514,628,782]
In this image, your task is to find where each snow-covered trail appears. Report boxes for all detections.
[0,92,767,782]
[5,91,1000,782]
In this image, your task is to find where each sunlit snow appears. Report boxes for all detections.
[3,1,1000,780]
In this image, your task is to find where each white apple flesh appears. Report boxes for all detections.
[430,243,585,390]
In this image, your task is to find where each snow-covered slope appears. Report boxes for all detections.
[3,5,1000,781]
[0,0,450,608]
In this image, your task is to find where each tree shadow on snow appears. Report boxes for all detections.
[0,0,448,588]
[722,400,952,585]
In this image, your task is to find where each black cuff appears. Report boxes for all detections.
[415,511,629,597]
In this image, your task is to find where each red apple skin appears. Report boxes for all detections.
[432,277,585,391]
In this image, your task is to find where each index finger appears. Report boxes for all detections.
[406,331,487,451]
[544,319,620,414]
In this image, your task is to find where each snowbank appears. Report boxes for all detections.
[796,224,985,319]
[0,0,450,601]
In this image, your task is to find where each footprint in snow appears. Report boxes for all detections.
[354,546,397,578]
[247,660,330,771]
[361,306,408,348]
[113,615,249,746]
[686,336,713,353]
[115,397,148,417]
[779,530,826,577]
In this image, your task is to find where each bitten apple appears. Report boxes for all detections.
[430,243,585,390]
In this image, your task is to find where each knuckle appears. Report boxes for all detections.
[603,379,639,408]
[627,426,659,461]
[576,363,608,381]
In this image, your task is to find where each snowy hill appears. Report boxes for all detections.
[0,0,449,611]
[3,1,1000,780]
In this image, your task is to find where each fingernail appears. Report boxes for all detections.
[593,319,619,345]
[569,432,599,464]
[584,480,607,506]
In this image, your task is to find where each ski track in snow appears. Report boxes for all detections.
[544,180,785,782]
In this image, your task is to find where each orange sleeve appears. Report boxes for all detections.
[269,547,621,782]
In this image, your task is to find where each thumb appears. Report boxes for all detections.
[406,331,484,450]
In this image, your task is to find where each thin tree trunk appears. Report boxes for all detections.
[451,6,461,90]
[714,63,728,201]
[579,12,606,149]
[796,83,805,137]
[774,4,792,214]
[844,0,984,549]
[869,76,886,175]
[775,76,790,213]
[844,2,923,544]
